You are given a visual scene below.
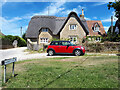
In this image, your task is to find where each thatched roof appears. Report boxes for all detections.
[26,12,89,38]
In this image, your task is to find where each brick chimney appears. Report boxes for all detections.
[80,9,84,19]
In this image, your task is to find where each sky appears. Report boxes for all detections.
[0,0,118,36]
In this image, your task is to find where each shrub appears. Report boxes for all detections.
[1,35,27,47]
[22,33,27,41]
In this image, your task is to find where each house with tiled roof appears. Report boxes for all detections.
[26,9,106,50]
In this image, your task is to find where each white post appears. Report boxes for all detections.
[12,62,14,77]
[4,65,6,83]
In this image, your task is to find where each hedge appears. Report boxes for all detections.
[0,35,27,47]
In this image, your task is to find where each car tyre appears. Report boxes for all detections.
[74,50,81,56]
[48,50,54,56]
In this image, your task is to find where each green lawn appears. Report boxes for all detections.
[1,56,119,88]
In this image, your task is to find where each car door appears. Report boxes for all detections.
[65,42,75,53]
[52,41,61,53]
[58,41,67,53]
[66,45,75,53]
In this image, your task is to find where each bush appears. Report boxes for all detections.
[1,35,27,47]
[22,33,27,41]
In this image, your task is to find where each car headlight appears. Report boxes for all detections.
[81,47,84,50]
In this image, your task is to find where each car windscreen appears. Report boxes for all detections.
[50,42,59,45]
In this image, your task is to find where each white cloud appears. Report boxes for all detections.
[104,26,110,32]
[7,17,22,22]
[102,11,118,23]
[101,17,118,22]
[33,2,65,16]
[0,0,7,8]
[0,16,26,36]
[93,17,97,19]
[1,0,115,2]
[93,2,108,6]
[60,5,86,16]
[22,1,66,19]
[84,17,91,20]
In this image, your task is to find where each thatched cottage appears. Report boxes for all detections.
[26,10,105,50]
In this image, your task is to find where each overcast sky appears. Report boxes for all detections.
[0,0,117,36]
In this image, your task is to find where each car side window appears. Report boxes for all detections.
[50,42,59,45]
[61,42,70,46]
[59,42,62,45]
[54,42,59,45]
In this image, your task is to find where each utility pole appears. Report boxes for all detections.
[111,16,113,34]
[20,27,22,37]
[48,6,49,16]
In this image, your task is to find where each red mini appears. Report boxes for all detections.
[47,41,85,56]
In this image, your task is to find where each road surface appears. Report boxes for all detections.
[0,47,75,62]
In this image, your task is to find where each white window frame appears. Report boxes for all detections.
[69,24,77,30]
[40,38,48,43]
[69,36,77,43]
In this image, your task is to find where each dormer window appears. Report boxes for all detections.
[69,24,77,30]
[42,28,48,32]
[92,23,100,32]
[94,26,99,32]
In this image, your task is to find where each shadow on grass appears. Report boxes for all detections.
[6,74,18,83]
[41,56,88,88]
[116,54,120,56]
[47,54,75,56]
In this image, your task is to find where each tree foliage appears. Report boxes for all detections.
[105,1,120,42]
[1,35,27,47]
[108,1,120,19]
[22,33,27,41]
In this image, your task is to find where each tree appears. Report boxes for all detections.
[22,33,27,41]
[104,1,120,42]
[108,1,120,31]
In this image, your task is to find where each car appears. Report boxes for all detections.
[47,41,85,56]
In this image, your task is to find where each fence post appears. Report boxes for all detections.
[4,65,6,83]
[12,62,15,77]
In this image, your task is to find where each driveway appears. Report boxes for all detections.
[0,47,117,62]
[0,47,75,62]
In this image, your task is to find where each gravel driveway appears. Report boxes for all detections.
[0,47,75,62]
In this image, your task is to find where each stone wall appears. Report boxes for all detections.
[82,42,120,53]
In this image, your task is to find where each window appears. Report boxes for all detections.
[41,28,48,32]
[61,41,70,46]
[69,36,77,43]
[94,26,99,32]
[92,23,100,32]
[50,42,59,45]
[69,24,77,30]
[40,38,48,43]
[95,37,101,41]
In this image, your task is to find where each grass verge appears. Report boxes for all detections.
[1,56,119,88]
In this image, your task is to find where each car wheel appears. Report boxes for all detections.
[48,50,54,56]
[74,50,81,56]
